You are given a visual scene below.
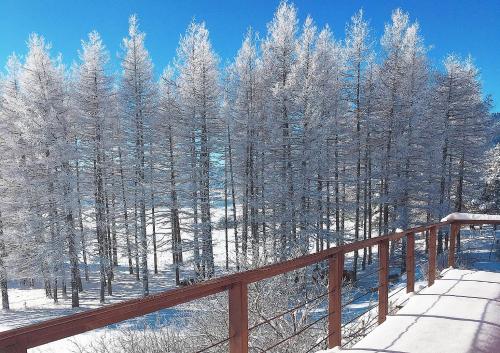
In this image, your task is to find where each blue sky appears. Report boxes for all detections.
[0,0,499,110]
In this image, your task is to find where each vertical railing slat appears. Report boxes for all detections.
[428,226,437,286]
[328,252,344,348]
[229,281,248,353]
[378,239,389,324]
[448,223,459,268]
[406,232,415,293]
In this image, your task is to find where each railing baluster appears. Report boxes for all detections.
[378,239,389,324]
[448,223,459,268]
[229,281,248,353]
[428,226,437,286]
[406,232,415,293]
[328,252,344,348]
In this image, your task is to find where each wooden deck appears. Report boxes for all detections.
[327,268,500,353]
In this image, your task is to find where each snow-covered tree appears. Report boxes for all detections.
[75,31,115,302]
[158,67,183,284]
[176,20,220,278]
[344,9,373,277]
[120,15,157,295]
[261,1,299,259]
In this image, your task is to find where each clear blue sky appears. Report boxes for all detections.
[0,0,499,110]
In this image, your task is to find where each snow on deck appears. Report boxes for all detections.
[322,268,500,353]
[440,212,500,222]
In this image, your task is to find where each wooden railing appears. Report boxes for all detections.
[1,217,499,353]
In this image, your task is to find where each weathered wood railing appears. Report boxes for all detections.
[1,216,499,353]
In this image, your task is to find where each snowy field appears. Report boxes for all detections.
[0,205,360,332]
[0,207,239,319]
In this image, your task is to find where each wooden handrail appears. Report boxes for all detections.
[1,218,499,353]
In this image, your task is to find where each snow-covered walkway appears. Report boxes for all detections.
[323,268,500,353]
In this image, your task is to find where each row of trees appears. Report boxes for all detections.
[0,2,494,310]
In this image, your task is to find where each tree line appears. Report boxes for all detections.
[0,2,494,310]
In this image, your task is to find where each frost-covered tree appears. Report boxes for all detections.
[120,15,156,295]
[0,54,24,310]
[176,21,219,278]
[290,15,317,254]
[158,67,183,284]
[344,9,372,277]
[13,35,82,306]
[261,1,299,259]
[433,55,491,251]
[482,144,500,214]
[75,31,115,302]
[227,28,262,265]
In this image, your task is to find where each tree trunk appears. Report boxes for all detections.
[0,216,9,310]
[227,127,241,265]
[63,161,80,307]
[455,150,465,251]
[133,190,140,281]
[334,134,340,245]
[75,154,89,282]
[167,124,182,285]
[111,190,118,267]
[200,115,214,278]
[224,146,229,270]
[354,61,362,280]
[104,191,114,289]
[150,161,158,275]
[190,131,201,277]
[367,153,373,265]
[118,147,134,275]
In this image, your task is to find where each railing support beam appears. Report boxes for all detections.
[328,252,344,348]
[229,281,248,353]
[448,223,459,268]
[406,232,415,293]
[428,226,437,286]
[378,239,389,324]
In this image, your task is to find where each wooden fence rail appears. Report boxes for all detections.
[1,217,499,353]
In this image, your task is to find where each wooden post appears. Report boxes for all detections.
[406,232,415,293]
[448,223,459,268]
[428,226,437,286]
[328,252,344,348]
[229,281,248,353]
[378,239,389,324]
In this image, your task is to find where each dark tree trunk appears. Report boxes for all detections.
[0,216,9,310]
[118,147,134,275]
[167,124,182,285]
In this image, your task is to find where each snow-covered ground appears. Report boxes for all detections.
[0,207,240,330]
[0,206,360,332]
[321,266,500,353]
